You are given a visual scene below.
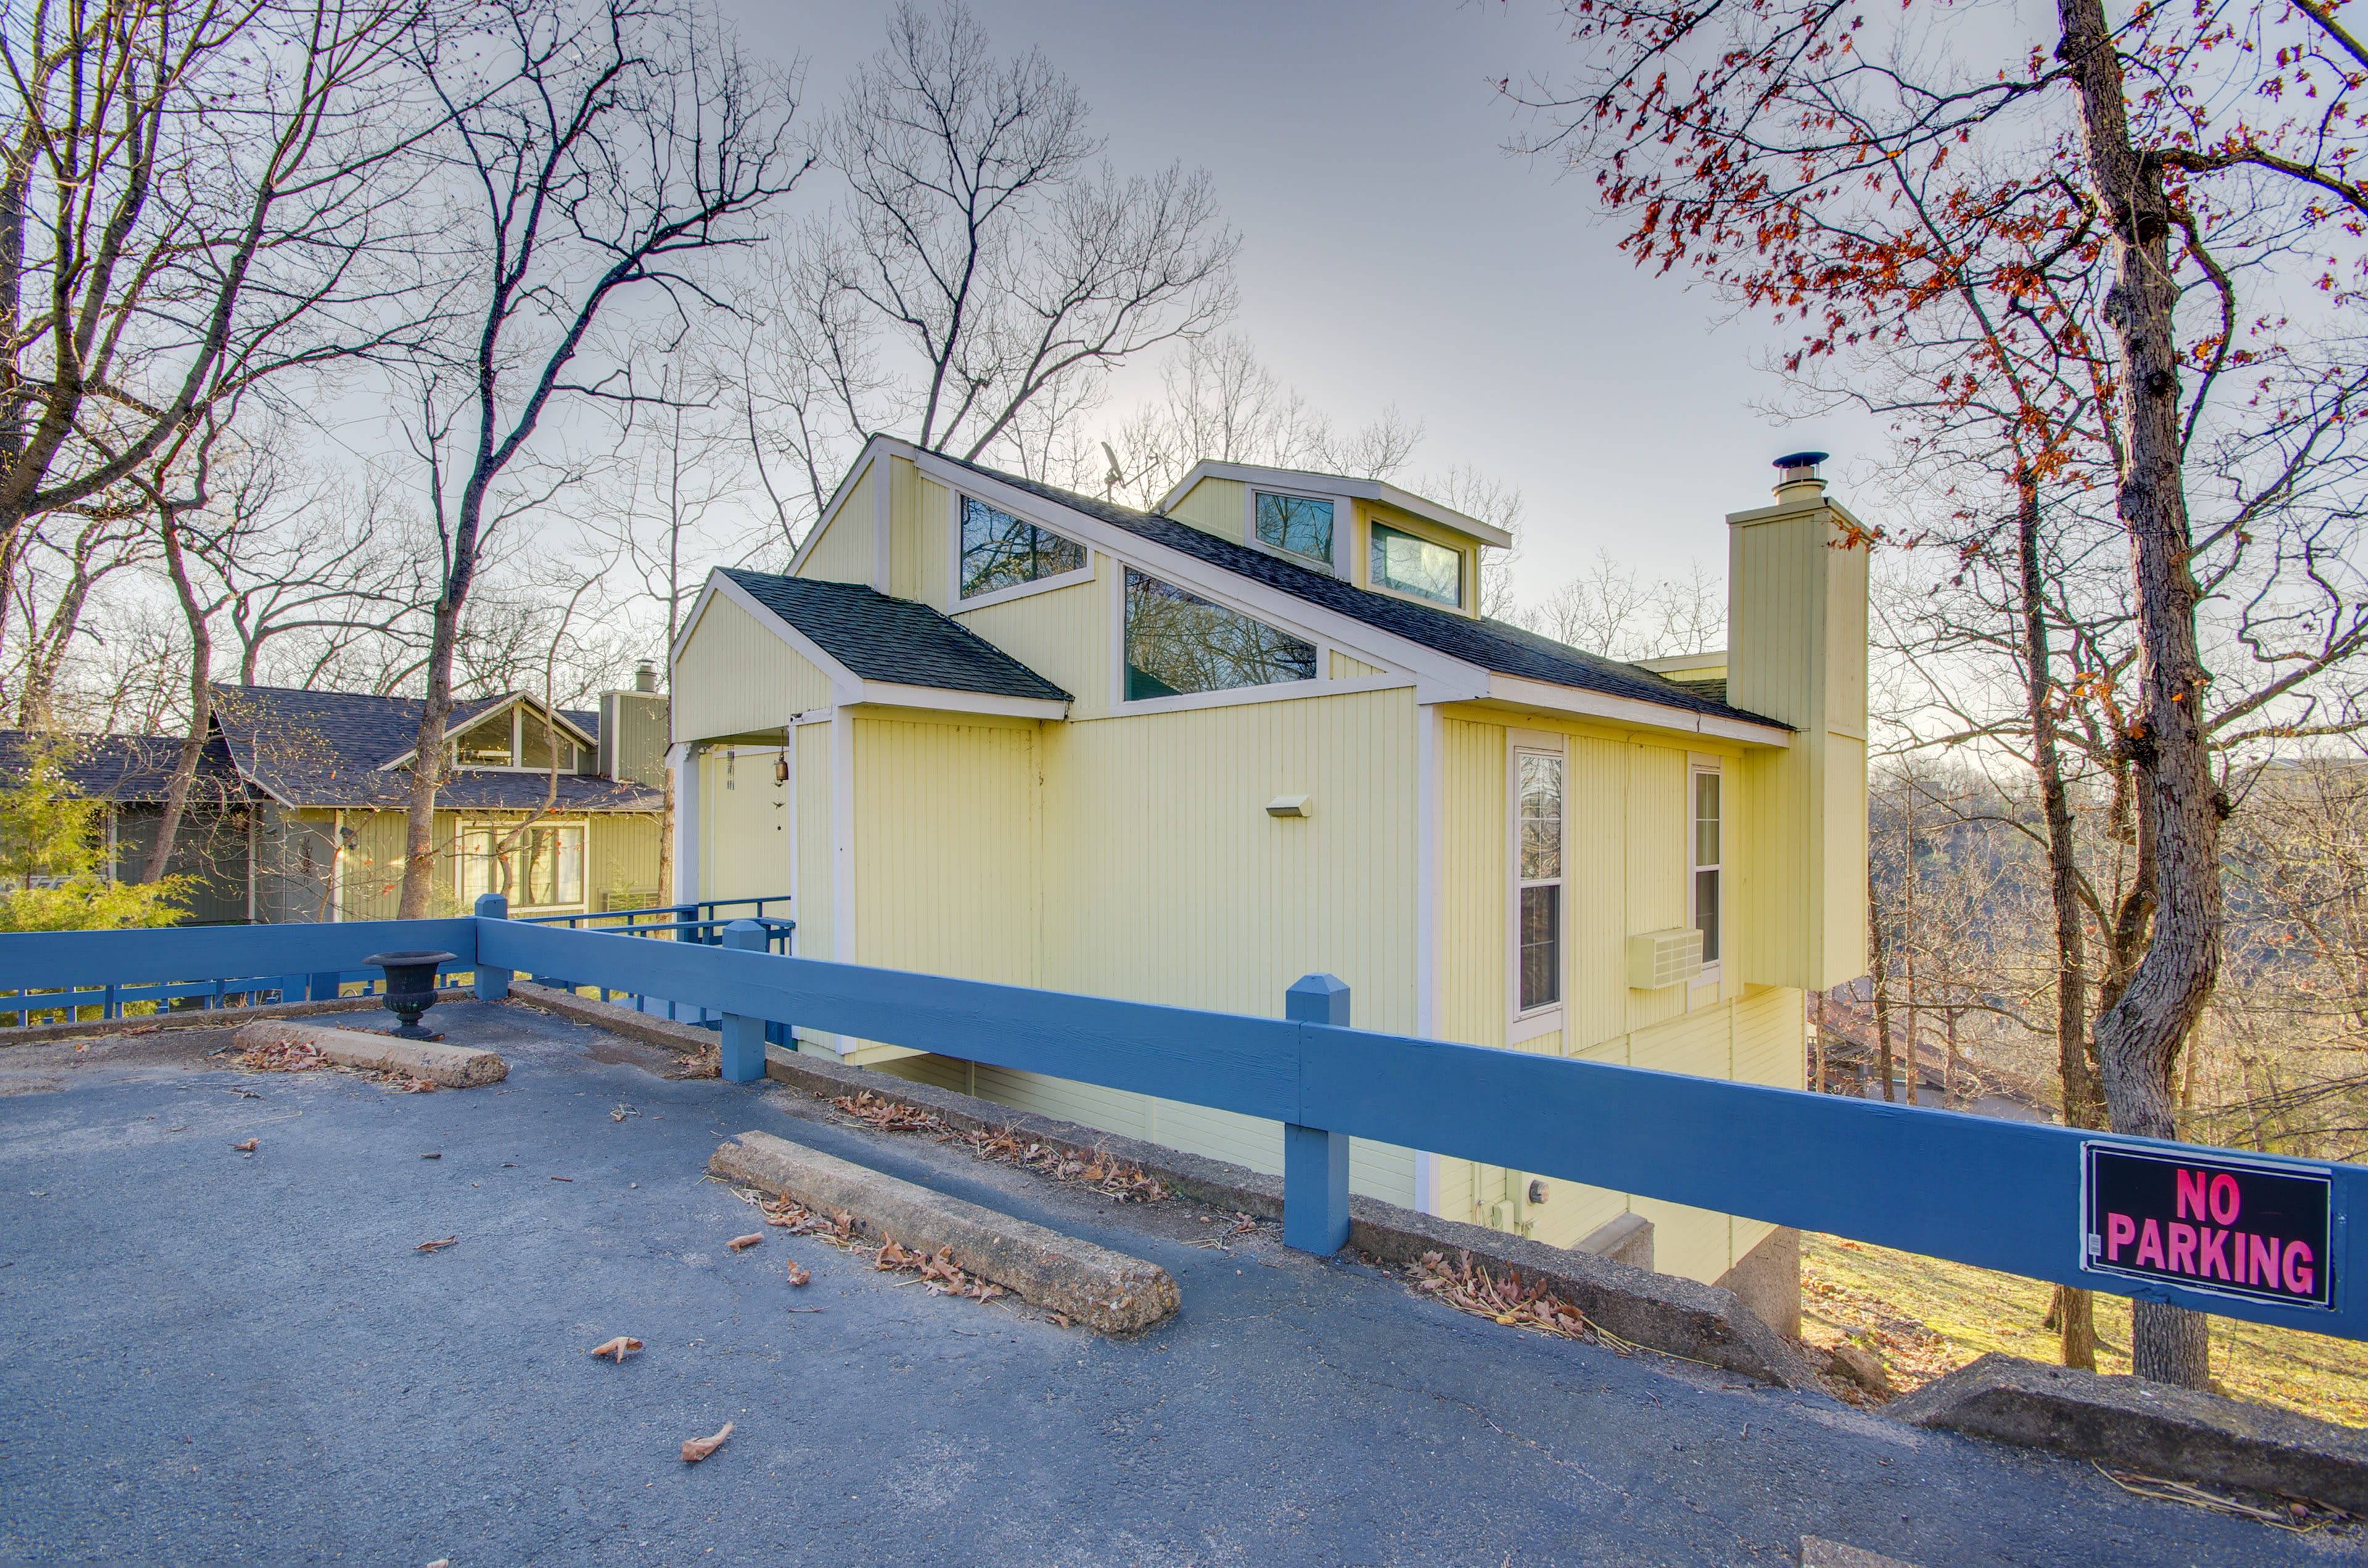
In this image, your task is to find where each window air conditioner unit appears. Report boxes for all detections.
[1627,927,1704,991]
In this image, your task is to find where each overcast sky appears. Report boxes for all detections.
[720,0,1889,592]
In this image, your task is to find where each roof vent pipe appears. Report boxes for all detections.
[1772,450,1829,503]
[634,659,658,693]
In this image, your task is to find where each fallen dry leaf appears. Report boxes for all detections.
[727,1233,763,1251]
[1410,1250,1593,1342]
[416,1236,458,1252]
[230,1139,258,1152]
[589,1336,644,1363]
[680,1421,733,1463]
[785,1261,810,1286]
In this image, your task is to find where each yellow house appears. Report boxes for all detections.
[669,438,1868,1313]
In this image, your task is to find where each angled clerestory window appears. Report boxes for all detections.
[1123,569,1317,702]
[961,496,1087,599]
[1254,490,1335,565]
[1370,522,1463,606]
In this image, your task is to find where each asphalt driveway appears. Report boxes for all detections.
[0,1000,2351,1567]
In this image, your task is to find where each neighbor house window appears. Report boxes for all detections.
[1123,568,1317,701]
[1254,491,1334,565]
[1516,750,1564,1012]
[459,821,586,910]
[1692,768,1722,966]
[517,714,576,772]
[1370,523,1463,606]
[455,713,515,766]
[961,495,1085,599]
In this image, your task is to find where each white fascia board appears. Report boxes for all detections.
[1154,459,1516,549]
[789,435,896,579]
[1481,674,1793,747]
[374,691,561,773]
[908,449,1479,693]
[705,569,865,707]
[847,682,1069,721]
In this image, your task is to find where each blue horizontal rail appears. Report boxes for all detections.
[2,912,2359,1342]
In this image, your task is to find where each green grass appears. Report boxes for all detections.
[1801,1234,2368,1429]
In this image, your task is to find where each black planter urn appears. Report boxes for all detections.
[363,950,458,1040]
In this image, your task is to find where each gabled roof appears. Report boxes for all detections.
[0,732,250,805]
[926,453,1783,730]
[1154,460,1516,549]
[720,570,1072,705]
[208,686,655,811]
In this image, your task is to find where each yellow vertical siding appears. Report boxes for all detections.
[1439,716,1506,1049]
[672,592,835,741]
[916,477,950,607]
[850,715,1041,985]
[800,464,875,585]
[1564,736,1630,1047]
[792,721,833,962]
[589,814,664,906]
[1727,495,1871,990]
[699,742,792,903]
[888,456,924,601]
[1169,477,1245,541]
[952,555,1111,715]
[1331,651,1383,679]
[1038,686,1420,1030]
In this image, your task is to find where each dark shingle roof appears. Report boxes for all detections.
[931,453,1786,729]
[209,686,657,811]
[0,732,249,803]
[722,570,1071,704]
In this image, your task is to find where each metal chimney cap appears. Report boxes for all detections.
[633,659,657,693]
[1772,451,1829,470]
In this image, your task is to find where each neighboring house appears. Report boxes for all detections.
[0,673,670,922]
[668,436,1869,1309]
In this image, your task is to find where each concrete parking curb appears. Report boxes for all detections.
[1886,1352,2368,1510]
[506,984,1814,1385]
[709,1128,1180,1334]
[231,1020,509,1088]
[1,987,472,1048]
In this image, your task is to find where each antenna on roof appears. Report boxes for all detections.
[1100,441,1124,502]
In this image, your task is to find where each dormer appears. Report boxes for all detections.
[1156,462,1512,620]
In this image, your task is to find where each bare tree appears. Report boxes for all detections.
[0,0,429,594]
[782,2,1236,490]
[390,0,804,918]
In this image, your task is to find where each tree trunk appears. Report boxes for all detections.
[2013,469,2099,1371]
[142,516,213,887]
[2057,0,2226,1389]
[397,598,462,918]
[1870,870,1897,1102]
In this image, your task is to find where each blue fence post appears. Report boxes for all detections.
[473,893,512,1000]
[1283,974,1353,1256]
[306,972,342,1002]
[718,919,768,1083]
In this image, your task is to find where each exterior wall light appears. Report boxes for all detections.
[1266,795,1314,818]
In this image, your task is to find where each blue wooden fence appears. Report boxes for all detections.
[0,911,2358,1342]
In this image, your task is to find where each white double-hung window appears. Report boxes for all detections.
[1690,763,1723,972]
[1513,744,1565,1023]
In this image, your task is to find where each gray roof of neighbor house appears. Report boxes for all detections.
[931,453,1786,729]
[207,685,658,811]
[722,569,1072,704]
[0,732,250,805]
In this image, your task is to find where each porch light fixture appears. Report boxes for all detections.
[1266,795,1313,818]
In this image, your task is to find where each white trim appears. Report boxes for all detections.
[1365,518,1470,612]
[872,453,892,592]
[375,692,599,773]
[456,813,593,914]
[1482,674,1791,747]
[1156,458,1515,549]
[667,742,699,905]
[830,707,856,967]
[702,570,863,702]
[329,808,343,922]
[1688,757,1726,987]
[948,484,1096,611]
[1508,736,1569,1041]
[848,681,1069,721]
